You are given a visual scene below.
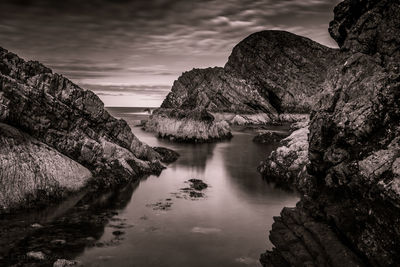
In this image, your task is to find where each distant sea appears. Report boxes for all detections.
[105,107,157,126]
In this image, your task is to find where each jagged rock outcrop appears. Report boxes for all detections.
[163,31,338,115]
[161,67,277,114]
[262,0,400,266]
[146,31,338,141]
[0,47,173,212]
[258,126,313,193]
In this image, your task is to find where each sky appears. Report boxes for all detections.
[0,0,341,107]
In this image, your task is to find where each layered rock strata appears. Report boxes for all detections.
[261,0,400,266]
[0,47,172,212]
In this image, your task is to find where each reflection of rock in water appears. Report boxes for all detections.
[221,130,288,197]
[0,179,140,266]
[174,142,218,173]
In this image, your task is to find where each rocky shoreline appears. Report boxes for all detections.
[0,47,177,213]
[260,0,400,266]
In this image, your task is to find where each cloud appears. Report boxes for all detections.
[0,0,342,107]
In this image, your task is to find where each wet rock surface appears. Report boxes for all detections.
[262,0,400,266]
[188,179,208,191]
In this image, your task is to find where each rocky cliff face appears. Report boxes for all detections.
[146,31,338,141]
[225,31,338,113]
[161,67,277,114]
[0,47,169,212]
[261,0,400,266]
[162,31,338,115]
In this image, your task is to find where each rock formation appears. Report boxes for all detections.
[0,123,91,212]
[224,31,338,113]
[261,0,400,266]
[0,47,172,213]
[144,108,231,142]
[258,126,311,192]
[145,31,338,142]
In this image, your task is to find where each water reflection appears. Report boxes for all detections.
[0,108,299,267]
[0,180,141,266]
[219,130,291,199]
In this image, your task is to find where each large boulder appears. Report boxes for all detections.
[0,123,91,213]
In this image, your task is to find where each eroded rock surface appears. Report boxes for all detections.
[262,0,400,266]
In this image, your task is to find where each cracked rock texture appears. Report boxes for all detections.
[262,0,400,266]
[0,47,170,212]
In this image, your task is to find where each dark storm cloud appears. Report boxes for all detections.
[0,0,341,106]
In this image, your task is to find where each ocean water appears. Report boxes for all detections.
[0,107,298,267]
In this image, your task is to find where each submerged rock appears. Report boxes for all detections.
[53,259,81,267]
[188,179,208,191]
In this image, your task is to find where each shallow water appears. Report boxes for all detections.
[0,107,298,267]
